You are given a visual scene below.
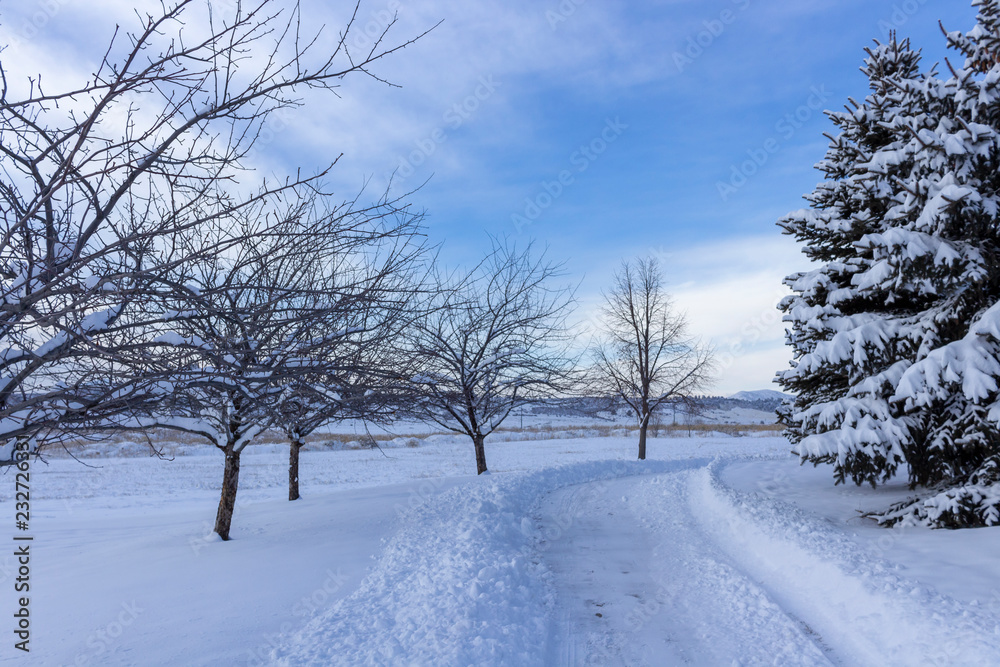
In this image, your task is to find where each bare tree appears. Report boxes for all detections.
[0,0,430,463]
[116,203,326,539]
[592,257,713,460]
[274,197,428,502]
[410,241,576,474]
[279,355,411,501]
[133,191,423,539]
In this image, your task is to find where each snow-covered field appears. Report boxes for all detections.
[4,432,1000,665]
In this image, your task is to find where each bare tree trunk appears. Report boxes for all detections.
[215,449,241,540]
[473,434,488,474]
[289,435,303,501]
[638,414,649,460]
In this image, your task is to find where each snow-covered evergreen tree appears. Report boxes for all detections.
[779,1,1000,527]
[778,37,932,487]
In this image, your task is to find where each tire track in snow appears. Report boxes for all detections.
[690,460,1000,666]
[538,472,834,665]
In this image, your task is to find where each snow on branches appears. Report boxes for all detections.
[779,2,1000,527]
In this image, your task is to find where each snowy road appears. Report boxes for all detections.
[539,473,832,665]
[538,464,1000,666]
[272,454,1000,665]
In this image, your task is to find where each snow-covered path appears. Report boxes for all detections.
[539,464,1000,666]
[272,455,1000,665]
[539,474,832,666]
[10,436,1000,665]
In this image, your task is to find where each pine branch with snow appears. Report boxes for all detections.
[780,3,1000,526]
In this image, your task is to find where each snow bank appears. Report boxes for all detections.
[693,459,1000,666]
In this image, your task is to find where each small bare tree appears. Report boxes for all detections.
[410,241,575,474]
[592,257,713,459]
[279,357,412,501]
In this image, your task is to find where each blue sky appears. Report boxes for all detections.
[1,0,982,394]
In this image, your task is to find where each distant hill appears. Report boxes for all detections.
[728,390,793,404]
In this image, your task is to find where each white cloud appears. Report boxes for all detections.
[574,234,804,395]
[669,234,802,393]
[711,342,791,397]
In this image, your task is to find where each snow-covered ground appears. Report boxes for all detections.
[4,432,999,665]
